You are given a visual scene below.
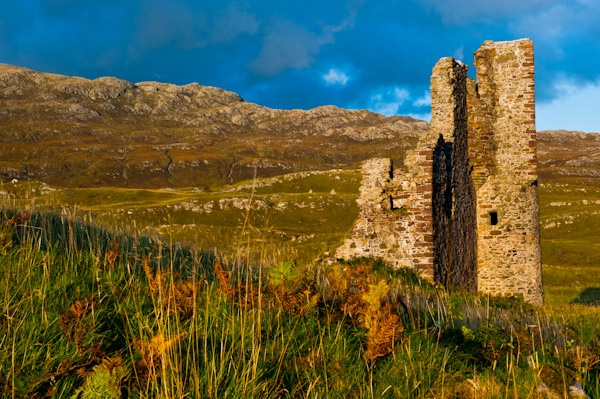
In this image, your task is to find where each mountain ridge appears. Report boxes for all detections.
[537,130,600,183]
[0,63,425,188]
[0,63,598,188]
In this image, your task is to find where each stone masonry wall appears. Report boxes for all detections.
[470,39,543,305]
[430,58,478,291]
[335,157,436,281]
[336,39,543,305]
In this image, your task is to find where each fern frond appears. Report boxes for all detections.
[70,356,129,399]
[365,313,404,362]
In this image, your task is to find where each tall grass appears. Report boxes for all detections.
[0,208,599,398]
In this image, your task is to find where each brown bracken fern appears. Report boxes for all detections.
[214,260,236,299]
[5,212,28,227]
[104,239,120,269]
[361,280,404,362]
[142,256,202,318]
[134,332,186,382]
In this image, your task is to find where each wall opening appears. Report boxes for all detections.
[389,195,406,211]
[490,211,498,226]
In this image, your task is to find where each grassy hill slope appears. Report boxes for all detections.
[1,211,599,398]
[1,64,600,397]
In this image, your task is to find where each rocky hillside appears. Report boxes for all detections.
[0,64,425,189]
[1,64,597,189]
[537,130,600,184]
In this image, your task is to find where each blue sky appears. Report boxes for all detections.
[1,0,599,132]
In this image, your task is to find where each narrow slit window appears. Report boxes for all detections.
[490,211,498,226]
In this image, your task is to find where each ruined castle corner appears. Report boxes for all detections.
[336,39,543,305]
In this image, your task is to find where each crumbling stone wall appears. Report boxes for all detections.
[335,158,436,280]
[336,39,543,305]
[430,58,478,291]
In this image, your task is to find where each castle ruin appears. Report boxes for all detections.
[336,39,543,305]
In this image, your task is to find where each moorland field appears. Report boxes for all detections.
[1,65,600,397]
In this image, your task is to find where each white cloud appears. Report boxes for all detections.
[361,87,431,118]
[366,86,410,116]
[453,45,464,62]
[536,78,600,133]
[322,68,350,86]
[413,91,431,107]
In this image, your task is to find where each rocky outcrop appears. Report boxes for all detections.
[0,64,426,138]
[0,63,426,188]
[0,63,594,193]
[537,130,600,182]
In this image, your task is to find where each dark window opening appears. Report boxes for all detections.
[490,211,498,226]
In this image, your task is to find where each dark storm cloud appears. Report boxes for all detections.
[211,3,259,44]
[132,1,208,51]
[249,18,320,76]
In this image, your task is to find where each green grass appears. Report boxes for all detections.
[5,174,600,306]
[2,171,361,265]
[539,183,600,266]
[1,173,600,397]
[536,181,600,344]
[1,210,600,398]
[539,182,600,319]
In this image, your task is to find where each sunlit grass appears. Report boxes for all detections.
[1,208,599,398]
[2,171,360,265]
[0,174,600,397]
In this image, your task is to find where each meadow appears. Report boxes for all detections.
[0,172,599,398]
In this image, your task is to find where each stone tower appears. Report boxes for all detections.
[336,39,543,305]
[429,57,478,292]
[468,40,542,304]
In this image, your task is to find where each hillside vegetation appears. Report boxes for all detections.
[1,170,362,265]
[1,64,600,397]
[1,209,599,398]
[0,64,423,189]
[1,167,600,397]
